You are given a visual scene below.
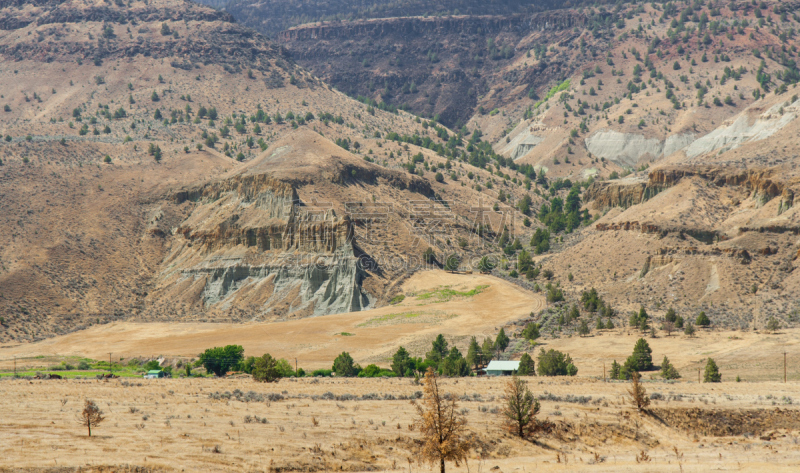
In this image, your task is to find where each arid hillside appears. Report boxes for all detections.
[198,0,605,37]
[3,0,800,351]
[0,0,554,342]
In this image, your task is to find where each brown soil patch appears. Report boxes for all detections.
[650,407,800,437]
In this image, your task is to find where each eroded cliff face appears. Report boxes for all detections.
[583,177,653,209]
[586,166,795,213]
[0,0,301,85]
[278,12,583,42]
[152,173,371,320]
[276,11,584,126]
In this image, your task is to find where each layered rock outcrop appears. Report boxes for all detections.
[278,11,584,42]
[0,0,293,80]
[161,173,371,317]
[276,10,584,126]
[586,166,795,214]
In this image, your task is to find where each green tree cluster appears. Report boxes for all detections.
[536,349,578,376]
[198,345,245,377]
[332,352,358,377]
[629,306,650,331]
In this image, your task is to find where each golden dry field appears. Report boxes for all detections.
[1,376,800,472]
[1,271,800,472]
[0,272,543,369]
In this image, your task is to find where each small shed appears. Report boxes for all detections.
[485,360,520,376]
[144,369,167,379]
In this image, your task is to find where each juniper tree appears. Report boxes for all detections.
[332,352,357,377]
[443,253,460,272]
[521,322,540,341]
[495,328,510,353]
[476,255,494,272]
[621,338,653,379]
[391,346,412,377]
[569,304,580,321]
[578,319,590,337]
[665,307,677,323]
[252,353,280,382]
[766,317,781,333]
[517,353,535,375]
[610,360,621,380]
[500,376,540,438]
[425,334,449,369]
[660,356,681,380]
[440,347,469,377]
[481,337,494,363]
[466,337,483,370]
[684,321,696,337]
[703,358,721,382]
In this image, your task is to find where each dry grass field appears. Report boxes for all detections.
[1,272,800,471]
[0,271,544,369]
[3,270,800,383]
[1,375,800,472]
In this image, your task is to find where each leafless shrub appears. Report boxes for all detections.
[76,399,105,437]
[628,371,650,412]
[412,367,471,472]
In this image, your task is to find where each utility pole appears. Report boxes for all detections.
[698,368,701,384]
[108,353,113,373]
[295,358,298,376]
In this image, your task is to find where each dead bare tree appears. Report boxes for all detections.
[627,371,650,412]
[663,320,675,337]
[500,375,540,438]
[76,399,105,437]
[412,367,471,473]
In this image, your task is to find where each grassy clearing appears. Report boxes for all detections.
[357,311,422,327]
[357,310,458,327]
[0,355,184,379]
[0,369,143,378]
[414,285,489,303]
[534,78,571,109]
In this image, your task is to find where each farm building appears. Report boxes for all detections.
[485,360,520,376]
[143,369,167,379]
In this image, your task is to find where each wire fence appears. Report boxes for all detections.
[700,352,800,383]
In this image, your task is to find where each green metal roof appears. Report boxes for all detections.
[146,370,163,374]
